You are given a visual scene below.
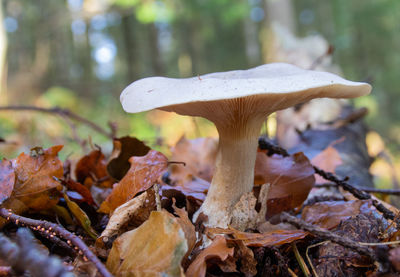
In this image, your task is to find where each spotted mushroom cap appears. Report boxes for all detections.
[120,63,371,117]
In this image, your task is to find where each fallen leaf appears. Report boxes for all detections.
[75,150,113,188]
[99,150,168,214]
[98,190,155,246]
[63,192,98,239]
[311,145,343,184]
[169,136,217,183]
[64,179,95,206]
[0,159,15,205]
[107,136,151,180]
[172,200,196,267]
[106,210,187,276]
[186,236,234,277]
[11,145,64,210]
[207,227,308,247]
[255,151,315,218]
[302,200,373,229]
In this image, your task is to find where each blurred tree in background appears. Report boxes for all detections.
[0,0,399,158]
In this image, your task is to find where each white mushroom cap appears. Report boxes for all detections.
[121,63,371,116]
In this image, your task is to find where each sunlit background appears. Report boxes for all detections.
[0,0,400,187]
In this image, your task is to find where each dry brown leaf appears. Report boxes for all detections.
[99,150,168,214]
[75,149,113,188]
[107,136,151,180]
[311,145,343,184]
[207,227,308,247]
[186,235,234,277]
[302,200,373,229]
[170,136,217,182]
[98,190,155,247]
[0,159,15,205]
[10,145,63,210]
[106,210,187,277]
[255,151,315,218]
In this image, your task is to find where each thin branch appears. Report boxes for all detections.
[0,228,73,277]
[315,183,400,196]
[0,105,113,139]
[280,212,378,264]
[313,166,398,223]
[0,208,112,277]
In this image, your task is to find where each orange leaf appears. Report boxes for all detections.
[11,146,63,210]
[311,145,343,184]
[75,150,113,188]
[186,236,234,277]
[99,150,168,214]
[255,152,315,218]
[0,159,15,205]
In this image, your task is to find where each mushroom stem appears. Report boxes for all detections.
[199,119,264,227]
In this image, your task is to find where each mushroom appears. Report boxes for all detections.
[120,63,371,227]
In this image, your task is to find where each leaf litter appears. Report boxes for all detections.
[0,133,399,276]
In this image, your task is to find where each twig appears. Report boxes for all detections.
[281,212,377,261]
[258,137,289,157]
[0,229,74,277]
[280,212,378,264]
[315,183,400,196]
[313,167,398,222]
[0,208,112,277]
[0,106,113,139]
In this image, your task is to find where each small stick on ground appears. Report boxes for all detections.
[0,208,112,277]
[316,183,400,196]
[280,212,378,265]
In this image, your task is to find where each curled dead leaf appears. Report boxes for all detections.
[186,235,234,277]
[98,190,155,246]
[99,150,168,214]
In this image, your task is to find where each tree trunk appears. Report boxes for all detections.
[0,3,8,104]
